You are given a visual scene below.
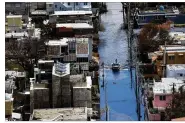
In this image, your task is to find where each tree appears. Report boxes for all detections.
[164,85,185,120]
[6,37,46,79]
[138,21,173,54]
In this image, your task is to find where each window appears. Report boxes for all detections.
[169,56,175,60]
[177,73,183,77]
[76,2,78,5]
[159,96,166,101]
[68,2,70,6]
[55,5,57,8]
[15,3,21,7]
[49,4,52,7]
[140,16,145,21]
[84,2,87,5]
[60,7,61,10]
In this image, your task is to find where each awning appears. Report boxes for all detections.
[168,54,175,56]
[179,53,184,56]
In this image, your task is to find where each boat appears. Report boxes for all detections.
[112,59,120,71]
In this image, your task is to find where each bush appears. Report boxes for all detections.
[149,108,159,114]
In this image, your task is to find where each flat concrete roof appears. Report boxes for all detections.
[32,107,87,121]
[53,11,92,16]
[6,15,22,18]
[167,64,185,71]
[38,60,54,64]
[56,23,93,29]
[5,32,29,38]
[153,78,184,95]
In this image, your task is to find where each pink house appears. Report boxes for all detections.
[153,94,172,109]
[152,78,184,110]
[147,78,184,121]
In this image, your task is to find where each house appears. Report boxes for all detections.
[166,64,185,80]
[73,76,92,108]
[46,2,54,15]
[135,6,185,28]
[49,10,93,24]
[52,62,71,108]
[6,15,23,32]
[5,93,14,117]
[30,107,90,121]
[52,2,91,11]
[5,2,27,15]
[5,70,26,92]
[30,2,46,13]
[30,82,50,113]
[151,45,185,77]
[169,31,185,45]
[56,23,94,37]
[147,78,184,121]
[153,78,184,110]
[46,38,92,71]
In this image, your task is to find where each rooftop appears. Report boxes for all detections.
[160,45,185,51]
[46,38,74,46]
[73,76,92,88]
[139,6,179,15]
[31,10,47,15]
[6,15,22,18]
[32,107,87,121]
[167,64,185,71]
[38,60,54,64]
[5,71,26,78]
[153,78,185,94]
[53,11,92,16]
[56,23,93,29]
[5,32,29,38]
[172,117,185,121]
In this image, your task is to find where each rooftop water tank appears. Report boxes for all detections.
[159,5,165,11]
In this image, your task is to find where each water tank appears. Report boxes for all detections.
[159,5,165,11]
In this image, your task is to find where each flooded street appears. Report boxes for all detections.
[99,3,144,121]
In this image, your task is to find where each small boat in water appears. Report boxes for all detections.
[112,59,120,71]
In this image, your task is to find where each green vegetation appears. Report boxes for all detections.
[6,60,24,71]
[149,108,159,114]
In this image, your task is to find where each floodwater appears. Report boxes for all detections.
[98,3,144,121]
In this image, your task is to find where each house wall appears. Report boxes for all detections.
[156,51,185,77]
[166,66,185,79]
[32,88,50,109]
[5,100,13,116]
[53,2,91,11]
[52,74,71,108]
[148,112,161,121]
[73,87,92,108]
[5,2,27,15]
[153,94,172,109]
[7,16,22,31]
[166,52,185,64]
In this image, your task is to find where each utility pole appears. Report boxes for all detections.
[105,79,108,121]
[127,2,133,89]
[101,62,105,88]
[163,41,167,77]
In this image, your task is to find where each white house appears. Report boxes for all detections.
[166,64,185,80]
